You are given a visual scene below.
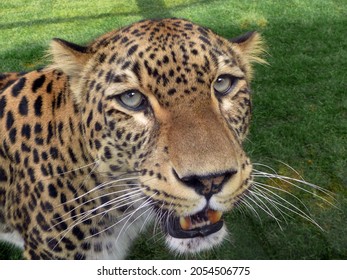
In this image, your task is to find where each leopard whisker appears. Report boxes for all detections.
[151,201,175,245]
[252,181,312,214]
[96,191,145,222]
[64,176,141,204]
[51,188,144,234]
[119,203,155,241]
[52,194,148,250]
[243,191,282,223]
[139,207,155,233]
[96,170,141,179]
[39,161,100,182]
[73,160,101,196]
[251,183,323,230]
[238,195,264,224]
[54,177,156,233]
[252,163,335,199]
[250,188,290,224]
[152,201,167,241]
[247,189,284,229]
[55,186,143,223]
[93,177,157,221]
[86,196,156,241]
[253,172,336,209]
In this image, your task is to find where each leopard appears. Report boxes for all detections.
[0,18,266,259]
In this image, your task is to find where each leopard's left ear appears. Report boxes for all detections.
[230,31,267,79]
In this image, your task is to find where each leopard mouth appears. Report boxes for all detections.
[166,208,224,239]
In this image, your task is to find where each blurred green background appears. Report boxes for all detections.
[0,0,346,259]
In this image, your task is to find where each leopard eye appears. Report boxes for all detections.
[213,74,238,96]
[117,90,147,110]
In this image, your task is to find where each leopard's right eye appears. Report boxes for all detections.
[116,90,147,111]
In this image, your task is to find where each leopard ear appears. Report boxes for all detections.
[47,38,92,104]
[48,38,91,78]
[230,31,267,78]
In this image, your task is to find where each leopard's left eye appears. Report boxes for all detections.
[213,74,238,96]
[117,90,147,111]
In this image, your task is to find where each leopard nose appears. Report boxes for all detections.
[173,170,237,200]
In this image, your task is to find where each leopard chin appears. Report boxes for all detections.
[165,226,228,254]
[162,207,228,254]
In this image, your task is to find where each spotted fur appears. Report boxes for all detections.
[0,18,265,259]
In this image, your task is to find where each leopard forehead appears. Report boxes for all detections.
[84,18,243,105]
[90,18,229,56]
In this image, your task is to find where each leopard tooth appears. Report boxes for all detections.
[179,216,192,230]
[207,209,222,224]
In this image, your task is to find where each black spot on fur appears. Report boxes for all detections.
[72,226,85,240]
[18,95,29,115]
[46,122,54,144]
[0,96,6,118]
[0,167,8,182]
[68,147,78,163]
[6,111,14,130]
[127,44,139,56]
[34,96,43,116]
[98,53,106,63]
[48,184,58,198]
[86,110,93,127]
[11,77,26,97]
[46,81,53,93]
[168,88,177,96]
[21,143,31,153]
[49,147,59,160]
[36,212,51,231]
[9,128,17,144]
[27,168,36,183]
[32,75,46,93]
[34,123,43,134]
[21,124,31,139]
[132,61,142,83]
[46,238,62,252]
[199,35,211,46]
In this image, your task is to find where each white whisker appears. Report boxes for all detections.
[64,176,141,205]
[122,205,154,237]
[54,187,143,225]
[253,181,311,214]
[251,188,290,224]
[252,184,323,230]
[254,170,333,196]
[238,199,262,223]
[248,190,284,229]
[51,190,146,246]
[87,195,156,241]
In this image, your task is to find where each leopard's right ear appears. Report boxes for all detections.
[46,39,93,104]
[47,38,92,79]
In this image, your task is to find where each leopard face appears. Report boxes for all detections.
[59,18,265,254]
[0,18,265,259]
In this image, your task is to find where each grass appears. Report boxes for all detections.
[0,0,346,259]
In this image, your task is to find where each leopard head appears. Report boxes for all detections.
[49,18,266,254]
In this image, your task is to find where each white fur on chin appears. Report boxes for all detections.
[165,225,228,255]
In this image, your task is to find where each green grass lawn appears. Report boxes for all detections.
[0,0,346,259]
